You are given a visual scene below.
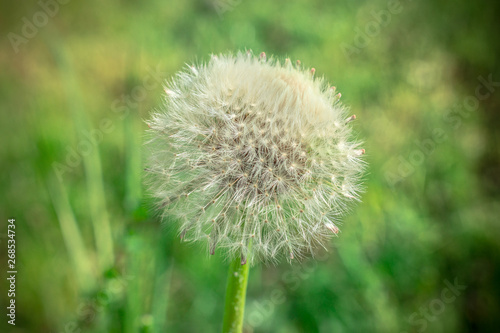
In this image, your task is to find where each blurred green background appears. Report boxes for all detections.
[1,0,499,332]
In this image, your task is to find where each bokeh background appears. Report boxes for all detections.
[1,0,500,332]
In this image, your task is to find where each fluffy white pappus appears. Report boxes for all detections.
[145,51,366,265]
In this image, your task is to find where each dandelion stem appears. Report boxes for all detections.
[222,254,250,333]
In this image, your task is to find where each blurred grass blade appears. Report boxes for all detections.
[81,132,115,270]
[124,115,142,213]
[47,177,93,289]
[53,44,115,271]
[124,235,151,333]
[151,257,173,333]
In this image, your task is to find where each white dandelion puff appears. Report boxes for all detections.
[145,52,366,264]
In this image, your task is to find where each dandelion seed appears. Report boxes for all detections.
[345,114,356,124]
[325,223,340,235]
[145,52,366,264]
[189,65,198,76]
[164,88,178,98]
[354,149,366,156]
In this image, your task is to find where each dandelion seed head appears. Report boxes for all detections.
[145,52,366,264]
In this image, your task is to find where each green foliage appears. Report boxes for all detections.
[1,0,499,332]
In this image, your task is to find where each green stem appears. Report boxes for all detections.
[222,255,250,333]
